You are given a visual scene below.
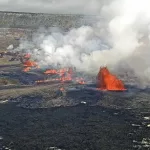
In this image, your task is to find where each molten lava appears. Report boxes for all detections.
[43,68,73,82]
[23,67,31,72]
[23,60,37,67]
[60,68,72,82]
[60,87,65,91]
[76,78,85,84]
[36,67,86,85]
[44,69,57,74]
[97,67,126,91]
[57,68,67,76]
[23,60,39,72]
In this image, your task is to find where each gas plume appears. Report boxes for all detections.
[15,0,150,86]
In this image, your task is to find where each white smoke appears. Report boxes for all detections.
[15,0,150,86]
[17,26,110,73]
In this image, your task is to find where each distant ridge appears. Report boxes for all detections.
[0,11,100,29]
[0,11,83,16]
[0,11,101,16]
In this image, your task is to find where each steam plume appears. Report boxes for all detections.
[15,0,150,86]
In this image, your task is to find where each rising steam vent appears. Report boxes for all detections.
[97,67,126,91]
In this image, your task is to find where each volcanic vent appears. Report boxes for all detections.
[97,67,126,91]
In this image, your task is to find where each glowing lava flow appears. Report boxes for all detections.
[23,60,37,67]
[44,69,57,74]
[76,78,85,84]
[23,60,39,72]
[44,68,73,82]
[60,68,73,82]
[23,67,31,72]
[35,67,86,85]
[97,67,126,91]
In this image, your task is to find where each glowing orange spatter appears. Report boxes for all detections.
[60,87,65,91]
[23,60,39,72]
[43,68,73,82]
[44,69,57,74]
[23,67,31,72]
[36,67,86,85]
[97,67,126,91]
[76,78,85,84]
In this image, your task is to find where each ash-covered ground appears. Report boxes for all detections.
[0,12,150,150]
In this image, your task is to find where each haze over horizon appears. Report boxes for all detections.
[0,0,110,14]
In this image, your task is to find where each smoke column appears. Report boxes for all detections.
[15,0,150,86]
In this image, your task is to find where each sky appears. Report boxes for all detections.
[0,0,110,14]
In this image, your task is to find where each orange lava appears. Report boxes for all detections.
[44,69,57,74]
[57,68,67,76]
[97,67,126,91]
[60,87,65,91]
[23,67,31,72]
[60,68,73,82]
[76,78,85,84]
[36,67,86,85]
[43,68,73,82]
[23,60,37,67]
[23,60,38,72]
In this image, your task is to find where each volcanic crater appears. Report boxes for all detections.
[0,12,150,150]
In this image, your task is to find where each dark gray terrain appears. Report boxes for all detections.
[0,11,150,150]
[0,11,99,29]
